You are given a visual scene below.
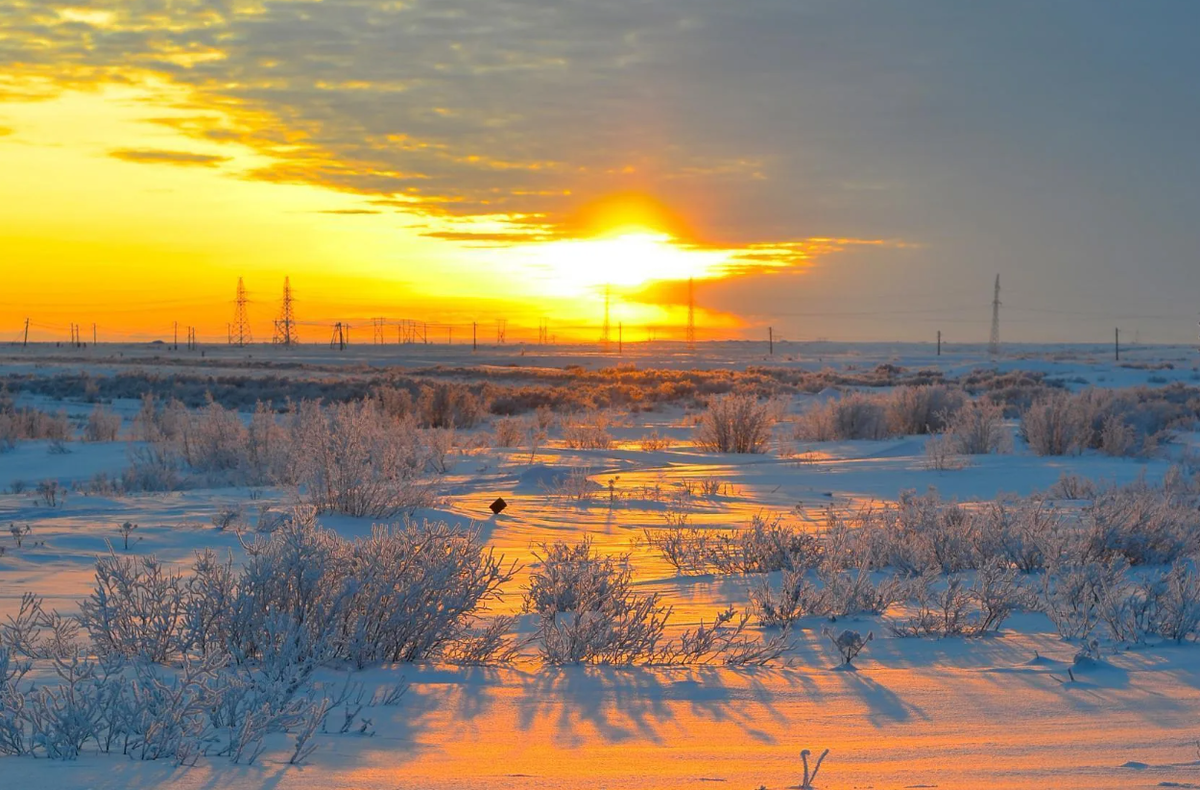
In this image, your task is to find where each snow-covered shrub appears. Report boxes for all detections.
[890,562,1023,638]
[973,497,1062,572]
[1048,473,1097,501]
[79,553,184,663]
[0,405,72,448]
[83,404,122,442]
[943,398,1011,455]
[1021,392,1088,456]
[694,393,775,453]
[293,400,435,518]
[819,562,907,620]
[643,515,820,576]
[884,385,965,436]
[793,392,886,441]
[78,511,511,668]
[492,416,528,448]
[749,567,825,626]
[1080,484,1198,566]
[561,410,615,449]
[667,607,791,666]
[823,627,872,665]
[416,382,484,429]
[1154,560,1200,643]
[1039,561,1118,640]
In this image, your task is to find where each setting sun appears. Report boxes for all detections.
[519,232,732,294]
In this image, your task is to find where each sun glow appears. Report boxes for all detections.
[518,231,733,296]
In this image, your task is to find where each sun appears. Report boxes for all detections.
[522,231,732,295]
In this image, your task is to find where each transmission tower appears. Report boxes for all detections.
[686,277,696,351]
[273,277,297,345]
[539,318,549,344]
[231,277,252,346]
[601,285,611,350]
[372,317,386,345]
[496,319,507,344]
[989,275,1001,358]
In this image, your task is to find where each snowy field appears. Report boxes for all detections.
[2,341,1200,789]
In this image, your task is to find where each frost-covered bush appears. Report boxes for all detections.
[889,561,1023,638]
[943,398,1011,455]
[83,404,122,442]
[694,393,775,453]
[1079,484,1199,566]
[529,541,669,665]
[884,385,965,436]
[416,382,484,429]
[793,392,886,441]
[492,416,528,448]
[823,627,872,665]
[1021,392,1089,456]
[561,410,614,449]
[76,511,513,668]
[0,404,72,449]
[529,539,786,665]
[749,554,905,627]
[293,400,436,518]
[643,514,820,576]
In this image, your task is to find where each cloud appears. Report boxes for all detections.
[314,209,382,215]
[109,148,230,167]
[0,126,12,137]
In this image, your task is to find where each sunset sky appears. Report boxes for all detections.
[1,1,1198,343]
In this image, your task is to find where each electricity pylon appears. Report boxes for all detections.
[231,277,252,346]
[273,277,297,345]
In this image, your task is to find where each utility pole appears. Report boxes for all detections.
[174,321,178,351]
[1115,328,1120,362]
[988,275,1001,358]
[539,318,549,344]
[769,326,774,356]
[937,330,942,357]
[330,322,346,351]
[92,323,97,346]
[686,277,696,352]
[472,321,477,352]
[601,284,611,351]
[22,318,29,348]
[231,277,252,346]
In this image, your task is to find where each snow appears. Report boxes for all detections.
[2,342,1199,788]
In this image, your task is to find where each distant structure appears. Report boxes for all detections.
[989,275,1001,358]
[231,277,252,347]
[372,317,386,345]
[496,318,507,344]
[686,277,696,351]
[272,277,297,346]
[538,318,549,344]
[330,322,347,350]
[601,285,611,351]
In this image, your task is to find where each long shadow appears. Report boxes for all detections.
[829,666,930,727]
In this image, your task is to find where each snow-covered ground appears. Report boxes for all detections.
[2,342,1199,789]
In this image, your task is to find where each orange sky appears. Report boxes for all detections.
[0,84,813,343]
